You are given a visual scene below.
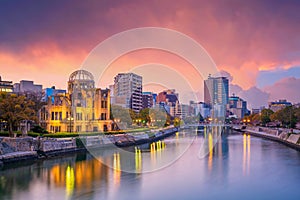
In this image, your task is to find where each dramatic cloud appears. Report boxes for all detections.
[238,87,270,109]
[0,0,299,103]
[264,77,300,104]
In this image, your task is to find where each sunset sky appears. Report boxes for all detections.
[1,0,300,108]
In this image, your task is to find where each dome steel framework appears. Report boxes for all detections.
[69,70,94,81]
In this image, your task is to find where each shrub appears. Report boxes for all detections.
[31,125,48,134]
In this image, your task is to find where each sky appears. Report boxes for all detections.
[0,0,300,108]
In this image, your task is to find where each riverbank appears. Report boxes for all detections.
[232,125,300,151]
[0,127,179,166]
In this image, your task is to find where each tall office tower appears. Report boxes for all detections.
[113,73,143,113]
[204,75,229,118]
[204,75,229,106]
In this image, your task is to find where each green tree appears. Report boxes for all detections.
[149,108,168,127]
[24,92,46,124]
[260,109,274,126]
[110,105,133,128]
[139,108,151,125]
[0,92,36,137]
[271,106,297,128]
[129,109,138,121]
[294,107,300,122]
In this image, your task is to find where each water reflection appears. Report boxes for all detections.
[113,152,121,186]
[65,166,75,198]
[1,128,299,200]
[135,148,142,173]
[243,134,251,175]
[47,155,109,199]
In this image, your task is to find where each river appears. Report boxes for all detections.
[0,128,300,200]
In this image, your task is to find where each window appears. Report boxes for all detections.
[76,113,82,120]
[101,113,107,120]
[103,125,108,132]
[54,112,59,120]
[59,112,62,120]
[76,125,82,132]
[51,112,54,120]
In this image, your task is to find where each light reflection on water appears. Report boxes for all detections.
[0,128,300,200]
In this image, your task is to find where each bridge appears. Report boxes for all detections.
[182,123,231,128]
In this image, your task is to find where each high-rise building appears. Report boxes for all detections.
[142,92,154,109]
[204,75,229,106]
[228,95,248,119]
[204,75,229,118]
[113,73,142,112]
[0,76,13,93]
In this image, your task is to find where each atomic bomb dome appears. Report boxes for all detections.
[69,70,94,81]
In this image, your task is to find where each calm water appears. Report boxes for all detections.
[1,128,300,200]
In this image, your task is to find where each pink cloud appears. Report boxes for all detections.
[1,0,299,95]
[264,77,300,104]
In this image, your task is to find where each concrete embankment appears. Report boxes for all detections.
[232,125,300,151]
[0,127,179,165]
[0,137,78,165]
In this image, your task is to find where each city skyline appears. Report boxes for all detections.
[1,0,300,108]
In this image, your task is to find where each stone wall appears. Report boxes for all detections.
[39,138,76,152]
[258,127,280,136]
[287,134,300,144]
[0,137,39,153]
[0,137,76,154]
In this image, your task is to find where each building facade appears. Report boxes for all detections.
[189,101,210,119]
[142,92,155,109]
[13,80,42,94]
[40,70,111,133]
[204,75,229,118]
[157,89,181,117]
[42,86,66,102]
[268,99,292,112]
[113,73,142,113]
[0,76,13,92]
[228,95,248,119]
[204,75,229,106]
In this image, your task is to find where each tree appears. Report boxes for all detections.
[260,109,274,126]
[110,105,133,129]
[271,106,297,128]
[24,92,46,124]
[149,108,168,127]
[139,108,151,125]
[0,92,36,137]
[294,107,300,122]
